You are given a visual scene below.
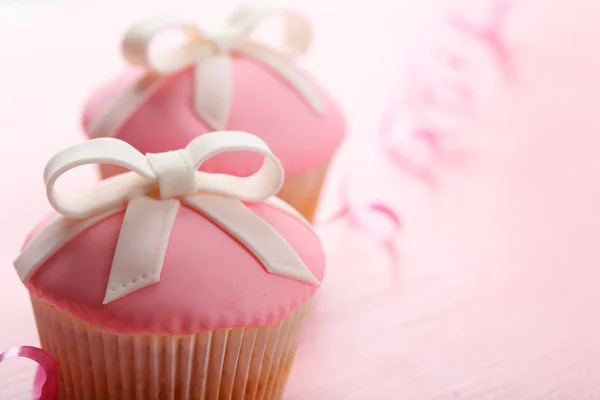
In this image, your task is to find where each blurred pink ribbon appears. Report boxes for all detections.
[381,3,498,180]
[381,0,517,180]
[380,95,440,184]
[329,192,401,249]
[446,0,516,77]
[0,346,58,400]
[379,70,471,183]
[324,0,518,267]
[325,172,402,275]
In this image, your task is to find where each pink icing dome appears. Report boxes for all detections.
[26,201,325,335]
[82,57,346,177]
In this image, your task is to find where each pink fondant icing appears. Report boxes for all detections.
[26,201,325,335]
[82,57,346,177]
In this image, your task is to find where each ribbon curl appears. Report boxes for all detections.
[0,346,58,400]
[14,131,319,304]
[89,3,324,137]
[445,0,517,78]
[380,97,440,183]
[328,200,401,251]
[380,49,475,181]
[330,174,402,249]
[381,1,518,180]
[324,166,402,278]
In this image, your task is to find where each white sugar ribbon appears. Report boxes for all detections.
[14,131,319,304]
[89,3,324,137]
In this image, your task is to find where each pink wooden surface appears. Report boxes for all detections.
[3,0,600,399]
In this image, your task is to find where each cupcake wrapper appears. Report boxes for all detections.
[276,162,329,223]
[98,161,330,223]
[31,296,311,400]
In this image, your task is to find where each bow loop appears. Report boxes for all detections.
[225,3,312,57]
[44,138,155,219]
[185,131,283,202]
[122,17,208,74]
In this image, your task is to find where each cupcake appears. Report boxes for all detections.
[14,131,325,399]
[82,3,346,222]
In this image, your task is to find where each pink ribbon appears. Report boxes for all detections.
[380,96,440,184]
[325,173,402,278]
[328,200,402,249]
[0,346,58,400]
[327,201,401,278]
[445,0,516,78]
[382,1,514,180]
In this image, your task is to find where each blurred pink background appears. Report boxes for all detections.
[3,0,600,399]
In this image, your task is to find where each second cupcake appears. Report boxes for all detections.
[82,3,346,222]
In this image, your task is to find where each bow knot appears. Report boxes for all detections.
[16,131,318,304]
[146,149,197,199]
[89,3,324,137]
[203,24,247,52]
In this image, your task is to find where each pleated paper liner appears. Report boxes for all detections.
[275,162,329,222]
[98,161,329,223]
[31,295,312,400]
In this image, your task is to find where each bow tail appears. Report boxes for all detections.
[183,194,319,285]
[103,196,180,304]
[245,47,324,115]
[193,55,234,130]
[13,208,126,283]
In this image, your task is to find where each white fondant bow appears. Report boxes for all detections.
[89,3,324,138]
[14,131,319,304]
